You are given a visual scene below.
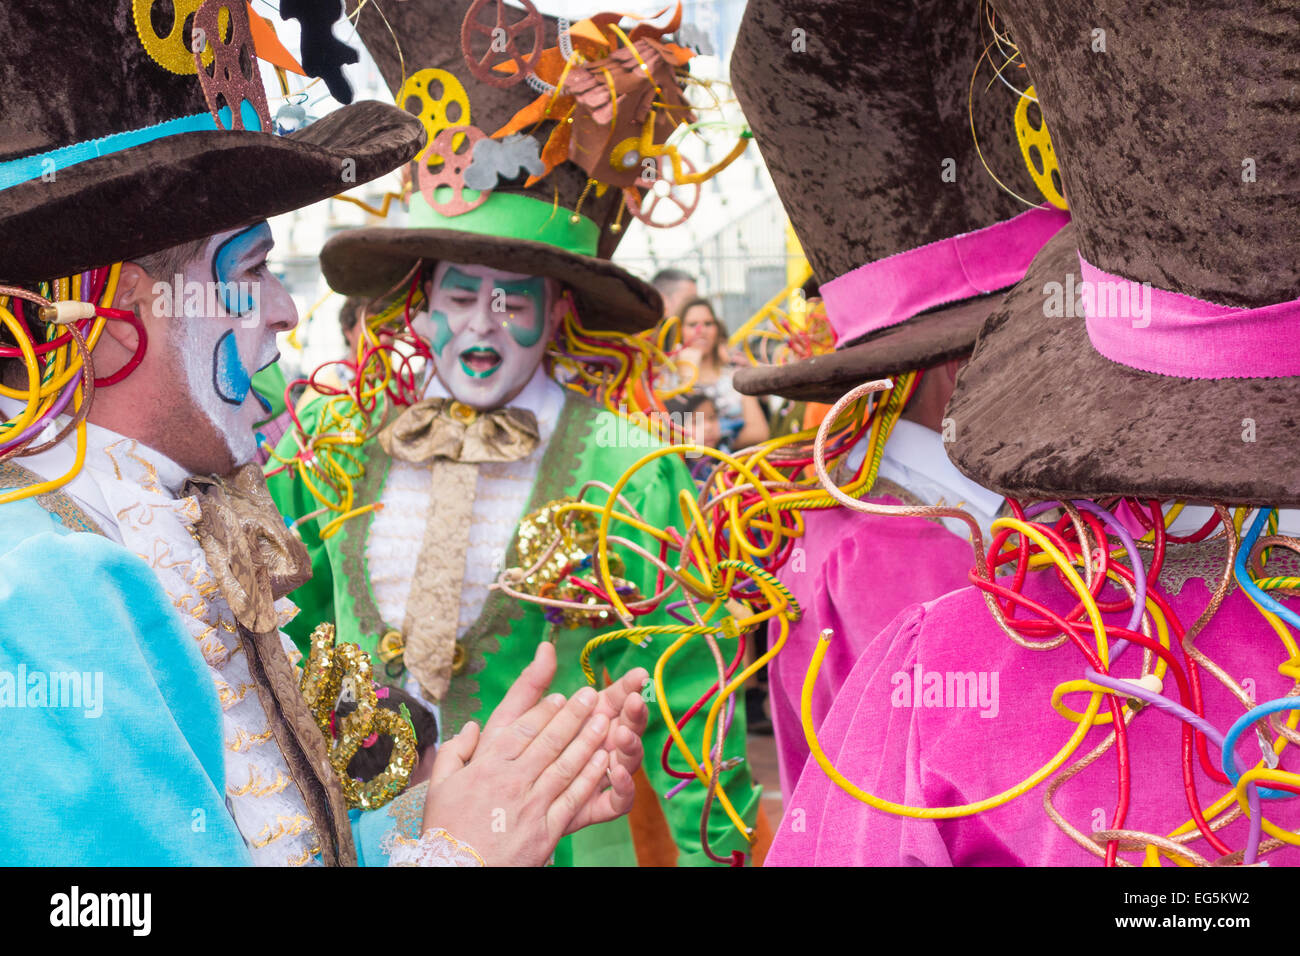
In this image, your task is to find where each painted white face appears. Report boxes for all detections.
[170,222,295,465]
[413,261,562,410]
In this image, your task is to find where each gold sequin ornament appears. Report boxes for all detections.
[512,497,644,629]
[300,623,417,810]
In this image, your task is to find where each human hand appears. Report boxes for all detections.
[563,665,649,834]
[475,647,649,834]
[418,644,640,864]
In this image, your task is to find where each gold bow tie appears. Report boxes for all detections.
[379,398,540,465]
[184,463,313,635]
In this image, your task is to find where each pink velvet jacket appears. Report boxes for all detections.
[767,559,1300,866]
[771,501,976,796]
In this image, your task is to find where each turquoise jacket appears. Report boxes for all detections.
[0,476,412,866]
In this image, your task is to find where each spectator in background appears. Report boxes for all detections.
[665,390,722,449]
[339,293,366,360]
[651,267,698,322]
[296,295,369,413]
[675,297,770,449]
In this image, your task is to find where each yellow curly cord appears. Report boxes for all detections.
[800,517,1109,818]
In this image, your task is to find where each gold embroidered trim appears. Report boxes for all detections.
[250,814,314,849]
[227,727,275,752]
[0,462,106,536]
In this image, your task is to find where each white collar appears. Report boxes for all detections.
[0,397,192,538]
[844,418,1004,518]
[879,420,1005,517]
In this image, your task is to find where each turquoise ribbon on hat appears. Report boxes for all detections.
[0,105,263,192]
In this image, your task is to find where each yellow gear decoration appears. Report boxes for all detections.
[1014,86,1067,210]
[132,0,223,74]
[396,68,473,166]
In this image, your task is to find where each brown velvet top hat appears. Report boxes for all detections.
[320,0,713,334]
[730,0,1070,403]
[945,0,1300,507]
[0,1,424,283]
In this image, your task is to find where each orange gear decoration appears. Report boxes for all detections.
[461,0,545,89]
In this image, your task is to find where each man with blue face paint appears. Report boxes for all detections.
[269,0,763,867]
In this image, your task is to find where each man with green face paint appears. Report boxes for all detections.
[268,0,761,867]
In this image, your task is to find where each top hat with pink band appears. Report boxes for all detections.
[730,0,1069,403]
[945,0,1300,505]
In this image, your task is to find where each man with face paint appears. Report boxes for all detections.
[0,0,650,867]
[269,0,763,867]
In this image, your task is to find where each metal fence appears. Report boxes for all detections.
[613,193,801,334]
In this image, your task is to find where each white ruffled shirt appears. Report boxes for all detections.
[364,366,566,732]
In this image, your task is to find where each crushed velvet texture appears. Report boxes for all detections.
[734,293,995,401]
[321,227,660,335]
[347,0,631,260]
[947,225,1300,505]
[942,1,1300,504]
[0,101,425,283]
[0,3,210,163]
[731,0,1038,284]
[729,0,1042,399]
[995,0,1300,307]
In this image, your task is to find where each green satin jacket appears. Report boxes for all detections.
[268,391,759,866]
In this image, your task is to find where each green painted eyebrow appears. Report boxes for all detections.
[494,276,546,299]
[440,267,483,293]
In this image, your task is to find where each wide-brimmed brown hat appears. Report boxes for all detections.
[730,0,1069,402]
[320,0,706,334]
[0,1,424,283]
[944,0,1300,506]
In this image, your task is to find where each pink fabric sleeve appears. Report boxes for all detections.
[770,505,975,796]
[766,603,953,866]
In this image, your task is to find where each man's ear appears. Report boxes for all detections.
[941,356,966,387]
[103,262,160,354]
[546,282,572,339]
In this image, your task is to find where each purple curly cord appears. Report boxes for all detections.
[0,381,76,453]
[1084,667,1265,864]
[1022,499,1147,659]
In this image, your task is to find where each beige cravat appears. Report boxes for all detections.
[378,398,540,702]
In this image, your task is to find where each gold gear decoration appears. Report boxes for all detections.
[300,623,418,811]
[1014,86,1067,210]
[396,67,473,168]
[133,0,223,74]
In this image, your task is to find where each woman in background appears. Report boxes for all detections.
[674,298,770,449]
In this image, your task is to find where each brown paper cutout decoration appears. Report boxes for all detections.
[193,0,272,131]
[417,124,492,216]
[461,0,544,88]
